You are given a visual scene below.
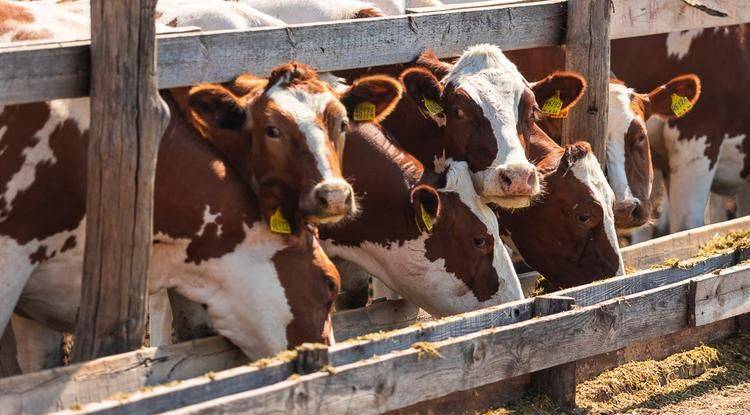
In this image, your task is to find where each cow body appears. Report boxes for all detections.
[612,25,750,231]
[0,93,340,362]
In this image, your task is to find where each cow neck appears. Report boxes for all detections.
[320,122,424,247]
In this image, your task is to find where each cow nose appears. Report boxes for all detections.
[614,199,648,227]
[314,181,354,216]
[497,164,538,196]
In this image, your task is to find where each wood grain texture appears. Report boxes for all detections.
[562,0,611,165]
[0,337,245,415]
[332,299,424,341]
[0,325,20,378]
[691,264,750,326]
[163,275,705,414]
[530,295,577,410]
[72,0,170,362]
[622,216,750,270]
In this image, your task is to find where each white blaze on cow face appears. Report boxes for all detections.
[607,83,639,206]
[264,79,354,223]
[442,44,539,208]
[570,152,624,276]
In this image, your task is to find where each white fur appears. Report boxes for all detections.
[665,29,704,61]
[606,82,641,205]
[197,205,223,237]
[712,134,747,195]
[442,44,536,202]
[570,153,625,276]
[157,0,285,30]
[0,1,89,44]
[266,83,341,182]
[235,0,380,23]
[323,160,522,317]
[11,314,63,373]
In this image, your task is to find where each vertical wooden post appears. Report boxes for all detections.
[562,0,611,167]
[530,295,577,410]
[73,0,169,362]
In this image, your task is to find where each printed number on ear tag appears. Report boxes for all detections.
[420,204,433,232]
[270,208,292,234]
[670,93,693,117]
[423,97,444,116]
[541,90,564,117]
[353,101,376,121]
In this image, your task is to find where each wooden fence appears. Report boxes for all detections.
[1,216,749,414]
[1,0,750,412]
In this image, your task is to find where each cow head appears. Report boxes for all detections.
[498,142,624,289]
[607,75,700,229]
[322,123,523,317]
[187,62,401,227]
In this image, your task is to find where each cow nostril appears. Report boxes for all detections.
[630,202,642,219]
[499,172,512,188]
[317,193,329,208]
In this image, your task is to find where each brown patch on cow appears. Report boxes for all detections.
[273,230,339,347]
[441,86,499,173]
[621,118,653,228]
[29,245,49,265]
[11,28,52,41]
[0,2,34,36]
[0,102,87,245]
[415,49,454,79]
[167,17,178,27]
[265,62,329,95]
[353,8,383,19]
[612,26,748,171]
[60,235,76,253]
[424,192,499,301]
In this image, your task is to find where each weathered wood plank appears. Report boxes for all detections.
[622,216,750,270]
[332,299,425,341]
[530,295,577,410]
[691,266,750,326]
[0,337,246,415]
[562,0,611,164]
[72,0,170,361]
[0,1,566,105]
[610,0,750,39]
[161,271,716,415]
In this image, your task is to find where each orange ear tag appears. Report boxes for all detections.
[541,90,564,117]
[670,93,693,117]
[270,208,292,234]
[353,101,376,121]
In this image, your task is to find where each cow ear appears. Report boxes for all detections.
[410,184,442,232]
[400,67,446,127]
[340,75,403,123]
[414,49,453,79]
[647,74,701,120]
[531,72,587,119]
[188,84,247,130]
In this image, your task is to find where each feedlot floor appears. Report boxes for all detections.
[485,332,750,415]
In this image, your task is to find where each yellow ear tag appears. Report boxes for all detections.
[670,93,693,117]
[541,90,564,117]
[270,208,292,234]
[423,97,444,116]
[419,205,433,232]
[353,101,376,121]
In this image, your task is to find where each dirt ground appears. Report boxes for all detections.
[485,332,750,415]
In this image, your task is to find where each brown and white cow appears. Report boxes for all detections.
[612,25,747,232]
[320,122,523,316]
[0,92,341,364]
[385,55,624,287]
[505,47,701,230]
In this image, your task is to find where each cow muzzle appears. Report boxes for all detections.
[475,163,541,209]
[613,198,650,229]
[300,179,355,224]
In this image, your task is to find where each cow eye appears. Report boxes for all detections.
[453,107,465,119]
[473,236,486,248]
[577,214,591,224]
[265,125,281,138]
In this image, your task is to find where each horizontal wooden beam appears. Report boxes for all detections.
[0,0,566,105]
[690,265,750,326]
[160,264,750,414]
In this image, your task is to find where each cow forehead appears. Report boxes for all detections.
[441,160,499,237]
[265,84,339,122]
[570,153,620,251]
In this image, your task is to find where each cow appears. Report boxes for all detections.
[0,0,88,43]
[320,122,523,315]
[383,50,624,288]
[231,0,385,22]
[611,26,746,232]
[504,47,701,231]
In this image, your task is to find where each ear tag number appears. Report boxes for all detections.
[353,101,376,121]
[423,97,444,116]
[541,90,564,117]
[419,204,433,232]
[670,93,693,117]
[270,208,292,234]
